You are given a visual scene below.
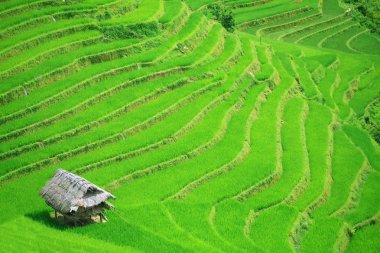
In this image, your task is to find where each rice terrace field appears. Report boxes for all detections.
[0,0,379,252]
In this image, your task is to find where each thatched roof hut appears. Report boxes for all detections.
[40,169,115,225]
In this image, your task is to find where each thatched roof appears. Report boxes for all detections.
[40,169,115,214]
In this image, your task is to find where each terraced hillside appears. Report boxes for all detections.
[188,0,380,54]
[0,0,379,252]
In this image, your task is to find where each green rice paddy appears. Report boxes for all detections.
[0,0,379,252]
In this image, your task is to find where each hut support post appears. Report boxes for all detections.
[99,214,103,222]
[55,210,58,220]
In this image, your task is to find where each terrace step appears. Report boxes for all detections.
[169,83,267,200]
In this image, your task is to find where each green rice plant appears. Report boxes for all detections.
[0,22,222,153]
[163,201,241,252]
[1,30,235,162]
[333,58,372,120]
[0,1,379,252]
[341,170,380,225]
[349,31,380,55]
[0,13,205,117]
[96,74,254,192]
[0,0,51,12]
[183,65,286,206]
[346,224,380,252]
[320,25,363,52]
[159,0,185,24]
[304,53,337,67]
[255,45,269,64]
[73,210,194,253]
[0,9,195,103]
[310,64,325,84]
[294,19,352,45]
[0,38,142,98]
[0,40,227,176]
[0,21,219,139]
[0,30,102,77]
[102,84,245,200]
[318,68,339,109]
[280,15,345,42]
[294,101,332,209]
[0,75,220,177]
[240,98,307,209]
[84,37,253,191]
[249,205,298,252]
[348,70,380,116]
[255,10,322,38]
[0,18,98,60]
[184,0,219,10]
[314,130,364,217]
[163,2,190,34]
[300,217,343,252]
[303,58,320,73]
[322,0,343,16]
[0,0,116,22]
[96,89,244,188]
[0,216,138,252]
[255,63,273,81]
[299,20,354,46]
[103,0,163,25]
[0,28,233,178]
[226,0,273,9]
[0,75,193,158]
[0,66,184,136]
[1,9,99,39]
[0,169,194,253]
[222,61,293,204]
[0,2,79,29]
[0,11,200,102]
[277,53,296,76]
[343,125,380,172]
[91,38,243,198]
[100,21,160,40]
[169,83,266,200]
[211,200,264,251]
[116,203,219,252]
[234,0,311,25]
[293,59,321,99]
[0,75,198,162]
[0,72,235,217]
